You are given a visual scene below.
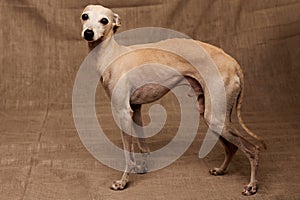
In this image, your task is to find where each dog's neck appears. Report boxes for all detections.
[87,35,126,76]
[88,39,102,51]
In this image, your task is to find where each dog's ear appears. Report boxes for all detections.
[113,13,121,33]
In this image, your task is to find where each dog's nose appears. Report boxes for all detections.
[84,29,94,41]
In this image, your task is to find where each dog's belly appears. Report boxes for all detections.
[129,76,203,105]
[130,83,170,104]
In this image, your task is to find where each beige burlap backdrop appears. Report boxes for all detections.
[0,1,299,199]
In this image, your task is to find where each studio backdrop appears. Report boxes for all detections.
[0,1,299,200]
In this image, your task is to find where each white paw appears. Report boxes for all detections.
[242,183,257,196]
[209,168,226,176]
[111,180,127,190]
[133,164,148,174]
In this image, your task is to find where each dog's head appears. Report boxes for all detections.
[81,5,121,43]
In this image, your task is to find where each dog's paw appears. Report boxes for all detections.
[242,184,257,196]
[209,168,226,176]
[111,180,127,190]
[133,163,148,174]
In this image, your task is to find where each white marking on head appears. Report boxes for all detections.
[81,5,121,42]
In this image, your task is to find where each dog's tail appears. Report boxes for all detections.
[236,71,267,150]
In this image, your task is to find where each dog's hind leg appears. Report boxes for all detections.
[209,135,238,176]
[205,117,260,195]
[203,90,260,195]
[131,104,149,174]
[221,126,260,196]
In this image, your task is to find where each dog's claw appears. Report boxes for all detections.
[242,184,257,196]
[209,168,226,176]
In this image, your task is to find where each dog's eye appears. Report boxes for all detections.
[82,13,89,21]
[99,18,109,25]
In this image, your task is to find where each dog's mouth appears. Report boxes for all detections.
[87,35,104,43]
[86,36,105,49]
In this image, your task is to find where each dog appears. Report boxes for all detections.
[80,5,266,196]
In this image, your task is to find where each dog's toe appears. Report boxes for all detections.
[209,168,226,176]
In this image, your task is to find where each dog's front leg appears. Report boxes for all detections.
[111,109,135,190]
[131,104,150,174]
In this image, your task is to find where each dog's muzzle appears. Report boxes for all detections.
[84,29,94,41]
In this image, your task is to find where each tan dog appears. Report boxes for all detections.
[80,5,266,195]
